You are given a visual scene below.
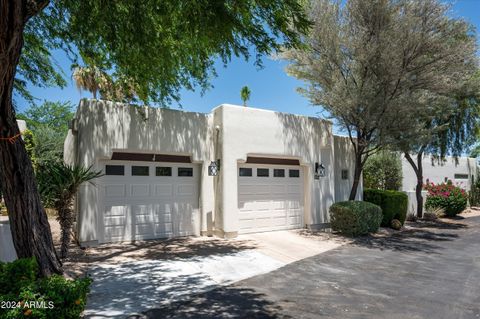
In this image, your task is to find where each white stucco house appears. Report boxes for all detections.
[64,99,361,245]
[401,155,478,214]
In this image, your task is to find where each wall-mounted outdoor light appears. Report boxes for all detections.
[208,159,221,176]
[314,162,326,179]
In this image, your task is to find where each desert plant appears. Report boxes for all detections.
[330,201,382,236]
[363,151,402,191]
[363,189,408,227]
[240,86,251,107]
[36,163,102,258]
[424,182,468,217]
[0,258,91,319]
[390,219,402,230]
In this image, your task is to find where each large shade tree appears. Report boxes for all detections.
[283,0,477,200]
[0,0,310,276]
[394,77,480,217]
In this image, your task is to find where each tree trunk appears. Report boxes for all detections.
[0,0,62,276]
[349,152,363,200]
[404,151,424,218]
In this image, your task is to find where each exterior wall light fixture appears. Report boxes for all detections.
[315,162,326,179]
[208,159,221,176]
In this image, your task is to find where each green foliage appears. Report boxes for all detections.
[37,163,102,210]
[20,0,311,105]
[36,162,102,258]
[363,151,402,190]
[240,86,251,107]
[363,188,408,226]
[424,182,468,217]
[18,101,74,133]
[17,101,74,168]
[329,201,383,236]
[0,258,91,319]
[469,173,480,207]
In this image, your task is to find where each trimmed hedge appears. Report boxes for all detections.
[330,201,383,236]
[363,188,408,226]
[0,258,91,319]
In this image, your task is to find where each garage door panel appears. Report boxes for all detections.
[238,164,304,234]
[177,184,195,196]
[104,225,128,240]
[105,185,126,197]
[104,214,127,226]
[130,184,150,197]
[155,222,173,235]
[100,161,198,243]
[154,184,173,197]
[104,205,126,217]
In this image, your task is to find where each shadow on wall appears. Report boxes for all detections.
[333,136,360,202]
[274,111,330,162]
[140,286,289,319]
[75,99,211,242]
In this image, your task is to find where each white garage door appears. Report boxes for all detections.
[238,164,304,234]
[98,161,199,243]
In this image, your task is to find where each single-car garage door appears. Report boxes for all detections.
[238,164,304,233]
[98,160,199,243]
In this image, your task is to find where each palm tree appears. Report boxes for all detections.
[72,66,109,99]
[37,163,102,258]
[240,86,251,107]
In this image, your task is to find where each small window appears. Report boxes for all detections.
[289,169,300,178]
[239,168,252,177]
[341,169,349,180]
[178,167,193,177]
[274,169,285,177]
[132,166,149,176]
[156,167,172,176]
[105,165,124,176]
[454,174,469,180]
[257,168,269,177]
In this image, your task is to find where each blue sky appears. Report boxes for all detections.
[16,0,480,130]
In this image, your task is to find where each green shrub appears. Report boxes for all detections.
[363,188,408,227]
[330,201,383,236]
[0,258,91,319]
[424,182,468,217]
[363,151,403,190]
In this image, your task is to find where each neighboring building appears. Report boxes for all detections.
[401,155,478,214]
[401,155,477,191]
[64,99,361,245]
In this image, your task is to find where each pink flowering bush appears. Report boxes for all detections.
[424,182,468,217]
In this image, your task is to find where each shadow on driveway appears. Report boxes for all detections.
[139,286,290,319]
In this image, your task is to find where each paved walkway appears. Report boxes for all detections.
[83,230,343,318]
[144,216,480,319]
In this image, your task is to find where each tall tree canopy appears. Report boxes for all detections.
[0,0,310,276]
[283,0,477,200]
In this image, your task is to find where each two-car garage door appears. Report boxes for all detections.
[98,161,199,243]
[238,164,304,234]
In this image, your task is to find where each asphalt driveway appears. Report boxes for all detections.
[143,216,480,319]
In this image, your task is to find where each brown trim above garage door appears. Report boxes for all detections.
[246,156,300,166]
[111,152,191,163]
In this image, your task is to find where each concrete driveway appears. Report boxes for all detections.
[83,230,344,318]
[143,216,480,319]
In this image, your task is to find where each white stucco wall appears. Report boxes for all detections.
[213,104,335,233]
[401,155,477,191]
[65,100,358,243]
[333,136,363,202]
[65,99,214,243]
[0,220,17,262]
